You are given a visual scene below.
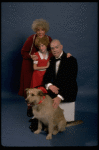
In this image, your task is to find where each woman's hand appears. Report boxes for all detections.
[30,54,38,61]
[67,53,72,58]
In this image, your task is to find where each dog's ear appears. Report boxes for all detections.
[37,90,45,96]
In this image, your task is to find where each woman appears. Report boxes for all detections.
[18,19,52,99]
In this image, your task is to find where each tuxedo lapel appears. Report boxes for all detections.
[51,57,57,79]
[53,60,56,77]
[56,52,67,77]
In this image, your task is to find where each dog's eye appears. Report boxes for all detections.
[31,94,34,96]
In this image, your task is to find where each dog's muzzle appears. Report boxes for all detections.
[25,98,29,104]
[25,98,35,106]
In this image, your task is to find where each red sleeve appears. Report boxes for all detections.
[34,52,39,58]
[48,36,52,43]
[21,35,34,59]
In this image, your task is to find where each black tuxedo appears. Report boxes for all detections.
[43,51,78,103]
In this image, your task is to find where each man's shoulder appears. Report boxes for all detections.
[66,56,77,67]
[62,52,77,65]
[62,52,76,61]
[68,56,77,62]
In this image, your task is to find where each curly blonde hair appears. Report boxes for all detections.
[31,19,49,33]
[35,36,50,48]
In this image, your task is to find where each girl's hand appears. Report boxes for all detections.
[67,53,72,58]
[30,54,38,61]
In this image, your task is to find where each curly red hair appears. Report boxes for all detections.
[35,36,50,48]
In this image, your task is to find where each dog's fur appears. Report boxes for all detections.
[25,88,83,140]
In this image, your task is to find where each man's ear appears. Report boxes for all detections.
[60,44,63,50]
[37,90,46,96]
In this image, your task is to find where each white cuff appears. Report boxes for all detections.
[45,84,64,101]
[57,94,64,101]
[33,61,38,64]
[45,83,53,90]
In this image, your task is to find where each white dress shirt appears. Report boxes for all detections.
[45,51,64,101]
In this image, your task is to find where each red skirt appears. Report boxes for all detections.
[30,70,46,88]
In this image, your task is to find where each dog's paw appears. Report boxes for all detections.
[34,129,41,134]
[46,134,52,140]
[53,130,58,135]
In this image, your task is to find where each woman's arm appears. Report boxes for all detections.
[21,35,34,60]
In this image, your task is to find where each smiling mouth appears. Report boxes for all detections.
[39,34,43,36]
[53,53,57,55]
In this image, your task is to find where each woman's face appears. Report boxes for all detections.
[36,27,46,38]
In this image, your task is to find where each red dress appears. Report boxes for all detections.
[18,34,52,98]
[30,51,52,88]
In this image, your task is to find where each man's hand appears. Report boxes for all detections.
[49,85,59,94]
[52,97,61,109]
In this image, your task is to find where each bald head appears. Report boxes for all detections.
[50,39,61,46]
[50,39,63,58]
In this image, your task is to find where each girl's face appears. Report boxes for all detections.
[39,44,47,53]
[36,27,46,38]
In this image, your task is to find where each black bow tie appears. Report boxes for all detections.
[55,58,61,62]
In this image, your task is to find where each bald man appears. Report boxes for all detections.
[43,39,78,121]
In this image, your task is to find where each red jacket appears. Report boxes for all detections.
[18,34,52,98]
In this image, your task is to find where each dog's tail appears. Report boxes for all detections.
[66,120,83,127]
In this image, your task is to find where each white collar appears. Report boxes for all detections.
[38,51,49,60]
[56,51,63,59]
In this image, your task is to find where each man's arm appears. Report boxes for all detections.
[58,56,78,101]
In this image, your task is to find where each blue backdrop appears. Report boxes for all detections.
[1,2,98,146]
[1,2,98,98]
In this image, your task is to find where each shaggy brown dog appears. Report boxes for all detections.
[25,88,83,140]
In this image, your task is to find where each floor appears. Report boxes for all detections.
[1,91,98,147]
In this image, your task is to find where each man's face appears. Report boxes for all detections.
[50,41,63,58]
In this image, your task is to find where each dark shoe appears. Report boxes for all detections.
[29,118,38,132]
[29,118,33,122]
[29,118,47,132]
[27,108,33,117]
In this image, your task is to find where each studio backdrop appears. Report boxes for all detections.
[1,2,98,99]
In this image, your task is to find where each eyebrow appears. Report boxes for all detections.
[51,45,59,48]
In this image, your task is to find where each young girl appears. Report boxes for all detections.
[30,36,52,88]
